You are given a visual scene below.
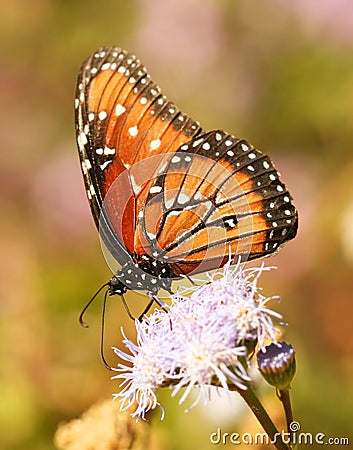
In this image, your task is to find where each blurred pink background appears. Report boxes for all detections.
[0,1,352,448]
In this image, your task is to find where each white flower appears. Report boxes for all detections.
[112,261,283,419]
[112,321,171,419]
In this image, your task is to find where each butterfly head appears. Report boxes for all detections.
[108,277,128,296]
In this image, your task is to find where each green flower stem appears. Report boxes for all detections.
[231,382,290,450]
[278,389,294,439]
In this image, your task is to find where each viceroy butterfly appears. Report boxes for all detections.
[74,46,298,318]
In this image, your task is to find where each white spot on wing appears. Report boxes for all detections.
[225,218,236,228]
[146,231,156,240]
[150,139,161,150]
[103,147,115,155]
[100,160,112,170]
[115,104,126,116]
[178,192,189,204]
[192,138,204,147]
[150,186,162,194]
[98,110,107,120]
[130,174,141,194]
[167,210,182,217]
[77,132,87,147]
[81,159,92,174]
[165,198,174,209]
[84,159,91,169]
[128,125,138,137]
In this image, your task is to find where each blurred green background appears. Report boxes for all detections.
[1,0,352,449]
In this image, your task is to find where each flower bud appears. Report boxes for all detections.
[257,342,296,390]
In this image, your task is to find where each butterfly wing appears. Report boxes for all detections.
[137,130,298,276]
[74,47,202,263]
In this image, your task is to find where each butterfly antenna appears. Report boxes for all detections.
[100,288,114,370]
[79,282,109,328]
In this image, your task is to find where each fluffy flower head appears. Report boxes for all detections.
[112,261,283,419]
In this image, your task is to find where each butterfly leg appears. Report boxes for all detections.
[120,293,136,321]
[137,297,155,321]
[174,263,195,286]
[151,294,169,313]
[150,294,173,331]
[137,294,170,321]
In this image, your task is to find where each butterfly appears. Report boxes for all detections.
[75,46,298,317]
